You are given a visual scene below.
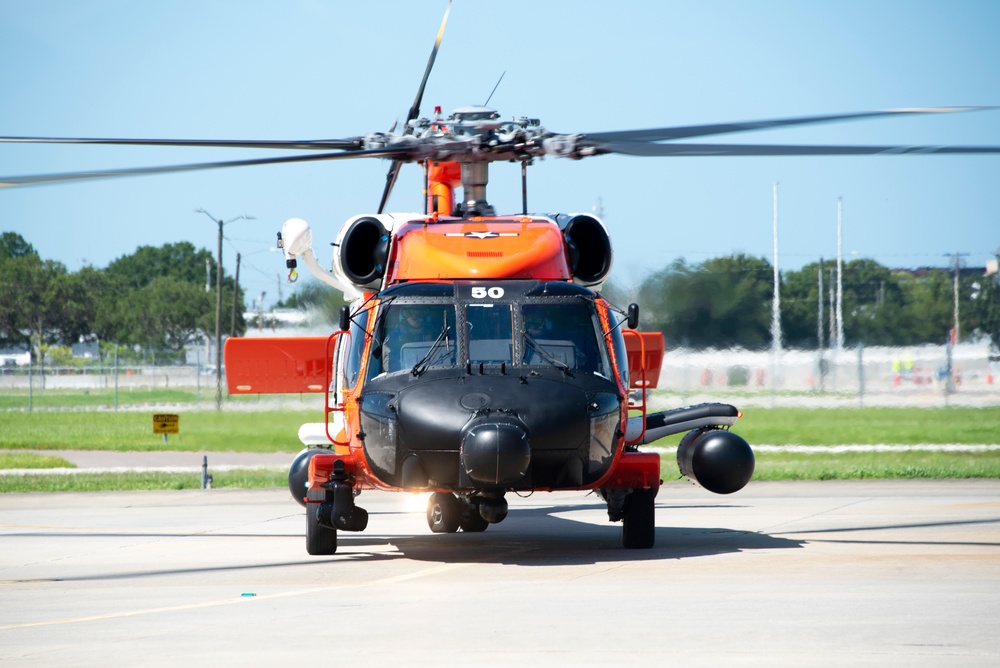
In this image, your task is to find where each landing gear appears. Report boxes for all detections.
[426,492,498,533]
[459,500,489,532]
[306,505,338,555]
[427,492,462,533]
[305,460,367,555]
[622,487,657,549]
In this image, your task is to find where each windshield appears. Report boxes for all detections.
[521,302,608,375]
[466,304,513,365]
[365,288,610,377]
[368,303,457,376]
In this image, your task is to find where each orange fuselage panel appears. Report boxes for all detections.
[224,336,328,394]
[387,218,571,282]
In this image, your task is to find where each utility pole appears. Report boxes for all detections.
[817,256,825,391]
[817,257,825,349]
[836,197,844,350]
[771,182,782,354]
[231,253,241,337]
[196,209,254,410]
[948,251,970,343]
[770,182,782,395]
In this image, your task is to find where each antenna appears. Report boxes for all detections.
[484,71,506,106]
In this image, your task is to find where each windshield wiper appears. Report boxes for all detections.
[522,331,573,376]
[411,325,452,376]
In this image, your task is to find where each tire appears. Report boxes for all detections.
[459,503,489,532]
[622,487,656,549]
[306,505,338,555]
[427,492,461,533]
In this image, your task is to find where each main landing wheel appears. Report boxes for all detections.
[306,505,338,555]
[427,492,461,533]
[622,487,656,549]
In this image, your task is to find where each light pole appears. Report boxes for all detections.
[258,291,267,331]
[195,209,254,410]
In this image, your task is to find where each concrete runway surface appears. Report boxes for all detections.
[1,480,998,667]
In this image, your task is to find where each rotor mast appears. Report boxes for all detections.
[458,161,494,216]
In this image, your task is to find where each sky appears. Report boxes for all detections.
[2,0,999,308]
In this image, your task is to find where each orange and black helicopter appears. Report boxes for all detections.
[3,3,999,554]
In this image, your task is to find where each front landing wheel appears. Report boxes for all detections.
[427,492,461,533]
[622,487,656,549]
[306,505,338,555]
[459,500,489,532]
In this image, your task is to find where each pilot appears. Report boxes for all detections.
[523,306,600,372]
[522,311,554,364]
[398,308,430,342]
[383,307,429,371]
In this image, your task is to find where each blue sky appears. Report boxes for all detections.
[2,0,999,307]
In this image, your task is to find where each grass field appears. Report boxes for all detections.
[3,405,999,452]
[0,387,320,411]
[2,403,999,491]
[0,409,320,451]
[0,469,285,493]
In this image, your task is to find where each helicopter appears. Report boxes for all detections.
[3,3,1000,554]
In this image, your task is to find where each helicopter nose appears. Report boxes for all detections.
[461,418,530,486]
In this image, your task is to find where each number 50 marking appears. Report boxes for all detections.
[471,286,505,299]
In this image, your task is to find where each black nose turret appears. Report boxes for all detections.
[460,417,531,486]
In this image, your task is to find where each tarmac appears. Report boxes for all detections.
[1,479,998,666]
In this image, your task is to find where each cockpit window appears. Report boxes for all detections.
[521,303,608,375]
[466,304,513,364]
[343,307,370,388]
[369,303,457,376]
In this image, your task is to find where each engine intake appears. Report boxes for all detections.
[561,214,612,286]
[338,216,389,288]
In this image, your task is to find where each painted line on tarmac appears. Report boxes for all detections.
[3,445,1000,476]
[652,444,1000,454]
[0,465,283,475]
[0,561,469,630]
[0,543,539,631]
[751,444,1000,453]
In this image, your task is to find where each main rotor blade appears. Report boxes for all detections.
[0,146,415,188]
[377,161,404,214]
[0,136,362,150]
[581,107,995,145]
[378,0,452,214]
[407,0,451,127]
[598,141,1000,157]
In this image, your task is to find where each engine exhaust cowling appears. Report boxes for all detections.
[337,216,390,289]
[677,428,754,494]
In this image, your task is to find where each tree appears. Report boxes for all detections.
[839,259,906,346]
[104,242,246,348]
[0,254,86,360]
[0,232,37,259]
[126,276,213,356]
[105,242,216,290]
[639,254,774,349]
[894,269,954,344]
[276,279,344,326]
[969,272,1000,351]
[781,261,827,348]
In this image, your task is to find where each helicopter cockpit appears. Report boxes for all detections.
[354,280,628,492]
[363,280,618,380]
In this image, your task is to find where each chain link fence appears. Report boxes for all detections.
[658,342,1000,407]
[3,342,999,408]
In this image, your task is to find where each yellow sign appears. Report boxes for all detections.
[153,414,180,434]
